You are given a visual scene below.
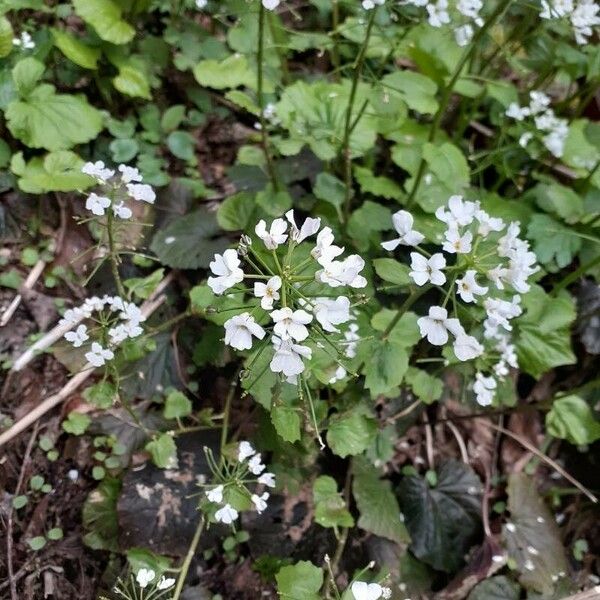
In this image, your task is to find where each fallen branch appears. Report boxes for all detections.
[0,260,46,328]
[0,277,173,448]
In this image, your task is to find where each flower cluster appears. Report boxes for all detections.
[382,195,538,406]
[401,0,484,46]
[60,295,145,367]
[207,210,365,383]
[262,0,280,10]
[540,0,600,44]
[505,91,569,158]
[203,441,276,526]
[13,31,35,50]
[350,581,392,600]
[111,568,175,599]
[81,161,156,218]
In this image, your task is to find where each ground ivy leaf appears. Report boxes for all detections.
[405,367,443,404]
[276,561,323,600]
[164,390,192,419]
[145,433,177,469]
[352,457,410,544]
[354,165,404,201]
[363,338,409,396]
[398,459,483,572]
[113,65,151,100]
[271,403,301,443]
[327,410,377,458]
[382,70,439,115]
[193,54,256,90]
[313,475,354,529]
[217,191,256,231]
[372,258,411,286]
[545,395,600,445]
[526,214,581,271]
[150,207,229,269]
[504,473,569,596]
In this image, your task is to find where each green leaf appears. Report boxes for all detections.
[327,410,377,458]
[532,183,584,224]
[503,473,568,595]
[546,395,600,445]
[516,286,576,378]
[373,258,411,286]
[313,476,354,529]
[83,381,116,409]
[193,54,255,90]
[28,536,46,551]
[161,105,186,132]
[62,411,91,435]
[167,130,196,161]
[276,561,323,600]
[47,527,63,541]
[527,214,581,271]
[352,457,410,544]
[82,477,120,551]
[12,495,28,509]
[72,0,135,45]
[6,85,103,151]
[51,29,101,69]
[313,172,346,210]
[109,138,139,163]
[30,474,44,490]
[12,57,45,97]
[363,338,409,396]
[398,459,483,572]
[13,151,95,194]
[353,165,403,201]
[145,433,177,468]
[224,90,260,115]
[164,390,192,419]
[405,367,443,404]
[468,576,521,600]
[256,186,293,217]
[150,208,230,269]
[217,192,256,231]
[347,200,392,251]
[271,403,301,443]
[381,70,439,115]
[113,65,151,99]
[0,16,13,57]
[124,268,164,300]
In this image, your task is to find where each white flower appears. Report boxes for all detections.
[474,373,496,406]
[118,164,143,183]
[285,210,321,243]
[13,31,35,49]
[238,441,256,462]
[215,503,238,524]
[529,91,551,114]
[456,270,488,303]
[329,365,347,384]
[195,0,208,8]
[85,342,114,367]
[206,484,224,503]
[258,472,276,487]
[121,302,145,325]
[410,252,446,286]
[313,296,351,332]
[453,334,484,361]
[483,296,522,332]
[457,0,482,19]
[254,276,282,310]
[426,0,450,27]
[519,132,534,148]
[126,183,155,204]
[136,569,155,589]
[224,313,266,350]
[248,454,266,475]
[454,24,474,46]
[475,210,504,237]
[85,193,111,216]
[64,324,89,348]
[343,323,360,358]
[540,0,573,18]
[157,576,176,591]
[262,0,280,9]
[362,0,384,8]
[255,218,288,249]
[435,195,478,227]
[351,581,386,600]
[270,336,312,377]
[317,255,367,288]
[506,103,530,121]
[251,492,269,513]
[81,160,114,182]
[271,307,313,341]
[312,227,344,263]
[442,227,473,254]
[381,210,424,250]
[417,306,463,346]
[208,249,244,295]
[112,201,132,220]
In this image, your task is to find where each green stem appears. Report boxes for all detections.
[382,285,431,339]
[257,2,280,191]
[171,516,205,600]
[341,7,377,221]
[106,206,126,298]
[405,0,513,207]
